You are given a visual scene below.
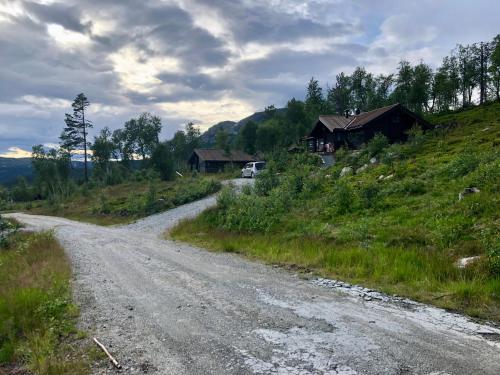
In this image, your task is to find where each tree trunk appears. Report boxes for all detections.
[83,109,88,182]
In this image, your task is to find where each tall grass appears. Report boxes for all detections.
[0,231,89,374]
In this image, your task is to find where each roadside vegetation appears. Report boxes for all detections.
[171,102,500,321]
[2,174,221,226]
[0,215,91,374]
[0,95,223,225]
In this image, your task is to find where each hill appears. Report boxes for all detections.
[171,102,500,321]
[0,157,91,186]
[200,108,286,146]
[0,158,33,186]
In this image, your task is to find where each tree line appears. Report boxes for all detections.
[22,93,203,202]
[225,34,500,155]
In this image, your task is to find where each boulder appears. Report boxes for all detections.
[456,256,482,269]
[458,187,480,201]
[356,164,369,174]
[383,174,394,180]
[339,166,353,177]
[369,157,377,164]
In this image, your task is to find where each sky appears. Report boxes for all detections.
[0,0,499,158]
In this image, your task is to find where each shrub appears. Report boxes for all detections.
[467,158,499,192]
[254,163,280,196]
[487,241,500,276]
[367,133,389,157]
[359,181,381,209]
[0,215,18,249]
[327,180,356,216]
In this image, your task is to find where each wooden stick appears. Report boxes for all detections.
[93,337,121,369]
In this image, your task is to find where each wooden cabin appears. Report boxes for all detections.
[188,148,256,173]
[307,103,432,153]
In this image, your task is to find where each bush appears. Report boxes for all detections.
[0,215,18,249]
[327,180,356,216]
[359,181,381,209]
[254,163,280,196]
[367,133,389,157]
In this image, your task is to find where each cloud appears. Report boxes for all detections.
[0,146,32,158]
[0,0,499,155]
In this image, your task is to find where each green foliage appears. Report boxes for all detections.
[122,112,162,162]
[172,103,500,320]
[0,215,18,249]
[60,93,92,182]
[215,128,230,154]
[327,180,356,215]
[445,144,481,178]
[151,142,175,181]
[0,232,88,373]
[31,145,72,201]
[366,133,389,157]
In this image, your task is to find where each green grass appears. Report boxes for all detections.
[14,176,221,226]
[0,230,90,374]
[170,102,500,321]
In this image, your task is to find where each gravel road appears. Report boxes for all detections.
[6,179,500,374]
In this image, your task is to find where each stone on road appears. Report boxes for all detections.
[7,182,500,374]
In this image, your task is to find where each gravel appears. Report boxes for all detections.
[6,178,500,374]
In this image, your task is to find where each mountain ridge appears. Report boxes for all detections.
[200,108,286,147]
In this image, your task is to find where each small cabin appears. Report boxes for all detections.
[188,148,256,173]
[307,103,432,153]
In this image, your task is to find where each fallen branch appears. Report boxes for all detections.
[93,337,121,369]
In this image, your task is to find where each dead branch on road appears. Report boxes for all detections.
[93,337,122,369]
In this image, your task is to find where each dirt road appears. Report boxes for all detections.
[7,181,500,374]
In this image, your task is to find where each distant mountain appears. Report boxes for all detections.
[0,157,90,186]
[0,158,33,186]
[200,108,286,147]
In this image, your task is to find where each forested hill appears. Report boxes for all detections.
[200,108,286,146]
[0,158,32,185]
[0,158,90,186]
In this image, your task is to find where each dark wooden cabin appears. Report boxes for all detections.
[188,149,256,173]
[307,103,432,153]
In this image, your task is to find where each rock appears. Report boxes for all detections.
[383,174,394,180]
[369,157,377,164]
[340,166,353,177]
[378,175,385,180]
[458,187,480,201]
[456,256,482,268]
[481,127,490,132]
[356,164,369,174]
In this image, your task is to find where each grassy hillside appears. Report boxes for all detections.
[5,175,221,226]
[0,222,91,374]
[171,102,500,320]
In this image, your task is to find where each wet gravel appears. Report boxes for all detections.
[6,179,500,374]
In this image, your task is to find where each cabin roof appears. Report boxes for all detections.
[317,103,401,132]
[191,148,256,162]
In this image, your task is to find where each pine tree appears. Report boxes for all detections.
[60,93,92,181]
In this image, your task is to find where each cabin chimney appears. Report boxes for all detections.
[344,110,349,118]
[355,108,361,115]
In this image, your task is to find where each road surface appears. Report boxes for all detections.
[6,180,500,374]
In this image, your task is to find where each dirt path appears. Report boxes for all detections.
[6,180,500,374]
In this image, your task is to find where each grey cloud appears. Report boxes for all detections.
[22,0,90,33]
